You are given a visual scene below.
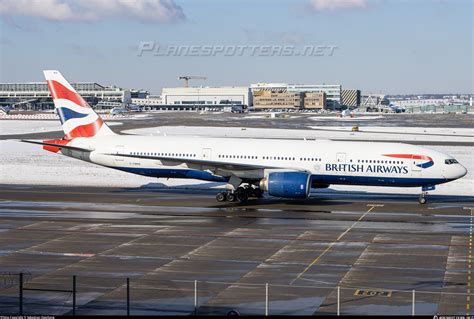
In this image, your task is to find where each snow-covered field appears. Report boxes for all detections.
[307,126,473,143]
[124,125,473,144]
[243,114,303,120]
[312,126,473,136]
[0,124,472,196]
[0,120,122,135]
[0,120,61,135]
[309,115,384,121]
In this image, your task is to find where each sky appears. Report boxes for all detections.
[0,0,472,95]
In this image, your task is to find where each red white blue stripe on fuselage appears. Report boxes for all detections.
[384,154,434,169]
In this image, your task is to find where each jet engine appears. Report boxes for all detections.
[259,171,311,199]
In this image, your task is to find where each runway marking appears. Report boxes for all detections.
[290,204,382,285]
[467,208,473,315]
[354,289,392,297]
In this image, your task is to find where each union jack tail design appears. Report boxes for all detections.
[44,70,115,140]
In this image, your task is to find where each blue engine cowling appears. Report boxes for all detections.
[264,172,311,199]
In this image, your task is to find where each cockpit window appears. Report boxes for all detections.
[445,159,459,165]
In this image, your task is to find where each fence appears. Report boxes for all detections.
[405,104,470,114]
[0,273,471,316]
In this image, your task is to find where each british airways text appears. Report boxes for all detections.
[325,164,409,174]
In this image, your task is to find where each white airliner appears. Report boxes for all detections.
[24,71,467,204]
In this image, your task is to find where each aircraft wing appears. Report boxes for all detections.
[111,152,278,171]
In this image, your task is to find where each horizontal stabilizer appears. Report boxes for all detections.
[21,139,92,152]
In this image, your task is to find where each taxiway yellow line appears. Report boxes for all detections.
[291,204,380,284]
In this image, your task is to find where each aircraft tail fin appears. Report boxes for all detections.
[43,70,115,139]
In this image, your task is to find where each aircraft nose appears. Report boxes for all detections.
[458,164,468,178]
[450,164,468,180]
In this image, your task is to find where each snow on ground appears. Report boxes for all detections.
[310,126,474,143]
[243,114,303,119]
[309,115,384,121]
[0,120,61,135]
[307,126,473,143]
[124,125,473,144]
[0,120,122,135]
[311,126,473,136]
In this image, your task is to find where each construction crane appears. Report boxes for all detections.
[178,76,207,88]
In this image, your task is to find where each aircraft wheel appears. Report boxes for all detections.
[216,192,227,202]
[418,193,427,205]
[227,192,236,202]
[253,188,264,198]
[237,190,248,202]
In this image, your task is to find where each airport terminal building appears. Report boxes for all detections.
[1,80,361,112]
[161,86,252,107]
[131,94,162,107]
[250,83,336,110]
[0,82,132,110]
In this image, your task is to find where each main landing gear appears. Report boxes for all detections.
[216,185,264,203]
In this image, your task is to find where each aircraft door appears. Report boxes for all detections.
[411,155,422,177]
[335,152,347,182]
[114,145,125,165]
[202,148,212,160]
[336,152,346,163]
[411,155,421,171]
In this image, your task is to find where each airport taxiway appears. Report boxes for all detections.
[0,184,473,315]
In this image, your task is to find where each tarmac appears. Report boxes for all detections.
[0,184,473,315]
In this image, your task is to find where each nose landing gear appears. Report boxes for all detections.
[419,185,435,205]
[418,192,427,205]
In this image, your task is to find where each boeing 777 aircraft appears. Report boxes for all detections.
[23,71,467,204]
